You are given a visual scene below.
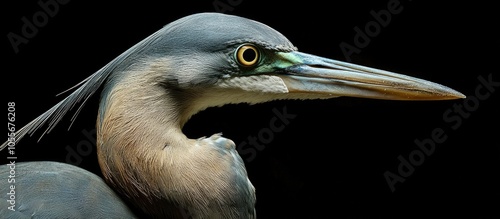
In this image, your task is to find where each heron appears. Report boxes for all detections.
[1,12,464,218]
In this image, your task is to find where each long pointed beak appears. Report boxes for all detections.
[275,51,465,100]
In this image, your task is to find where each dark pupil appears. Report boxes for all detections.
[242,48,256,62]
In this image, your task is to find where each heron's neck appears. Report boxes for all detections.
[95,58,264,218]
[96,62,197,217]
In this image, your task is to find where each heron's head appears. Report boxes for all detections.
[146,13,462,100]
[104,12,464,124]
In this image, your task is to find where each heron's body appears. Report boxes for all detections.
[0,13,464,218]
[0,161,137,218]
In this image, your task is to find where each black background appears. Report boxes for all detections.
[2,0,499,218]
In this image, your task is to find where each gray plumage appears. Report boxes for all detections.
[0,161,137,218]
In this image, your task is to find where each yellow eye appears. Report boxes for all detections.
[235,44,259,67]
